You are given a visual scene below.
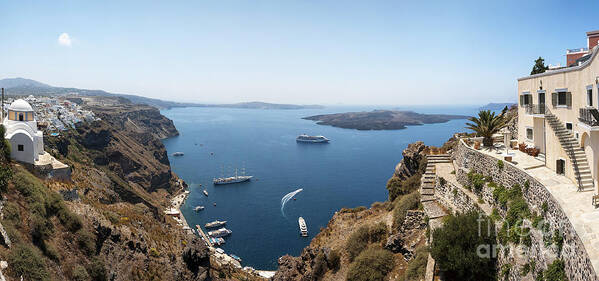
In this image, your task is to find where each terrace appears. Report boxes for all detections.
[462,138,599,272]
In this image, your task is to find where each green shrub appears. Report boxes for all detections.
[392,191,420,229]
[8,244,50,281]
[42,241,60,261]
[490,208,501,221]
[521,262,531,276]
[340,206,367,214]
[31,215,53,242]
[387,173,422,201]
[58,208,82,232]
[544,259,567,281]
[439,177,447,186]
[467,171,486,193]
[312,251,328,278]
[506,198,530,226]
[542,201,548,214]
[402,246,429,281]
[431,211,497,281]
[0,165,12,193]
[346,246,394,281]
[72,265,90,281]
[87,257,108,281]
[553,230,564,254]
[77,229,96,256]
[327,249,340,272]
[501,264,512,280]
[369,222,388,243]
[497,160,504,170]
[3,201,21,223]
[346,225,370,261]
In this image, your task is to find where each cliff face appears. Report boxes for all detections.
[394,141,426,180]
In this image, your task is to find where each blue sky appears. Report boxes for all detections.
[1,0,598,105]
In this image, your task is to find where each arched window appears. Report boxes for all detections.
[18,113,24,121]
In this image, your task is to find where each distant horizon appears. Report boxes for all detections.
[0,77,514,107]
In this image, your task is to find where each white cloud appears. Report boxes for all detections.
[58,33,72,47]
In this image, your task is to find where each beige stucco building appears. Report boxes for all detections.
[517,31,599,194]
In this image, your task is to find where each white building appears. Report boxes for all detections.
[2,99,44,164]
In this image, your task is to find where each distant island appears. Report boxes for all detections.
[479,102,516,111]
[0,77,322,110]
[303,110,470,130]
[209,101,323,110]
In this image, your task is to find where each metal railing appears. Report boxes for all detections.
[525,104,546,115]
[545,105,584,191]
[567,47,589,54]
[579,108,599,127]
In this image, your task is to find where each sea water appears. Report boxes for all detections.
[161,105,479,270]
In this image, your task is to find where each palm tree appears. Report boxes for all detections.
[466,110,507,147]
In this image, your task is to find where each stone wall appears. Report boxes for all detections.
[454,139,597,281]
[434,176,479,214]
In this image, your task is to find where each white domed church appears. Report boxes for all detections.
[2,99,44,163]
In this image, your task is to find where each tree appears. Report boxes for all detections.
[531,57,549,75]
[466,110,507,147]
[430,211,497,281]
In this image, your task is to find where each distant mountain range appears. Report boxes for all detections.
[0,78,323,110]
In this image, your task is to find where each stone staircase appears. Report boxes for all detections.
[426,154,452,164]
[420,161,448,219]
[546,113,594,191]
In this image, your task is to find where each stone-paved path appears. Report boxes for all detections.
[421,155,450,281]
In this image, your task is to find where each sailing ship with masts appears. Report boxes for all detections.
[213,164,253,185]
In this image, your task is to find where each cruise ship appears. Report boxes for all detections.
[296,134,330,143]
[213,168,253,185]
[298,217,308,237]
[205,220,227,228]
[208,227,232,238]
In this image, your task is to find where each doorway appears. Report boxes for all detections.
[556,159,565,175]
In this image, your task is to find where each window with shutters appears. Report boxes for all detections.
[520,94,532,106]
[526,127,533,140]
[558,92,567,105]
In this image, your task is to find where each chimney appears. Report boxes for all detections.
[587,30,599,49]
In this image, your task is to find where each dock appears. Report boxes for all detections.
[196,225,213,247]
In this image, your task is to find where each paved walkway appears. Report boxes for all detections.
[526,166,599,271]
[421,156,450,281]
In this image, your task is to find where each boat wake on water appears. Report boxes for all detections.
[281,188,303,217]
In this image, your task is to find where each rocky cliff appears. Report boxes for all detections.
[0,98,262,281]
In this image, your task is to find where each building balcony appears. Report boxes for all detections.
[579,107,599,127]
[525,104,546,116]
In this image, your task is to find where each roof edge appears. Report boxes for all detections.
[517,46,599,81]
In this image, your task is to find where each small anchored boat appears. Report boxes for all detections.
[298,217,308,237]
[172,152,184,156]
[203,190,208,196]
[194,206,205,212]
